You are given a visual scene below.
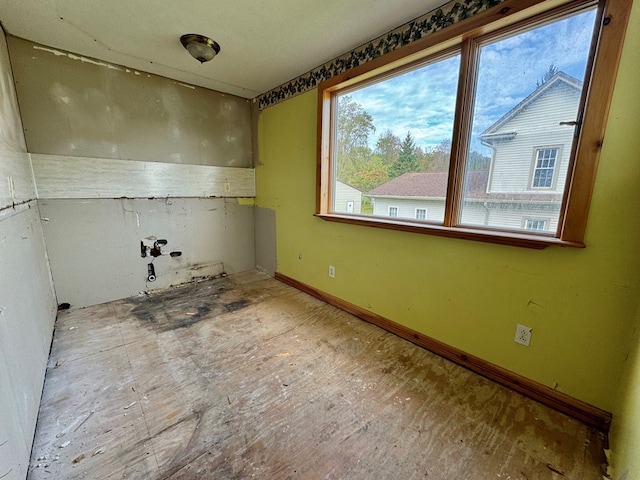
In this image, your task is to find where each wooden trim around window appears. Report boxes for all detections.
[560,0,632,242]
[275,272,612,432]
[316,0,632,248]
[314,213,584,249]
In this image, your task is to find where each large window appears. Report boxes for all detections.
[317,0,631,248]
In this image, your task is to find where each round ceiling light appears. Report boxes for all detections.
[180,34,221,63]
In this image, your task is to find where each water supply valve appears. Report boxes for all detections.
[140,236,182,282]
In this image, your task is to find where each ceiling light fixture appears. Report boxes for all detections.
[180,34,221,64]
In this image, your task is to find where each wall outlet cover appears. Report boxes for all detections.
[514,324,532,346]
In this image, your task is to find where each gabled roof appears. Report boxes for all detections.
[336,179,362,192]
[366,171,562,202]
[480,72,582,141]
[367,171,490,199]
[367,172,449,198]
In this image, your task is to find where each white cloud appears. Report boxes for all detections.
[344,7,597,152]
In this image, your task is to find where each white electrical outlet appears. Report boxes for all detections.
[328,265,335,278]
[514,324,532,346]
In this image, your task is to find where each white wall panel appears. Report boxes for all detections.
[39,197,255,309]
[0,204,57,480]
[31,154,255,199]
[0,28,56,480]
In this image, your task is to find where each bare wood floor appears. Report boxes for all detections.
[28,271,607,479]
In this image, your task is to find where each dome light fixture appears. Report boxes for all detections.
[180,34,221,64]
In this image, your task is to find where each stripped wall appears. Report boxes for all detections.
[0,29,57,480]
[8,37,256,308]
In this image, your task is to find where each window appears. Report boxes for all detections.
[317,0,631,248]
[532,148,559,188]
[525,218,549,231]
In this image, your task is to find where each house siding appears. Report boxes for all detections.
[372,197,445,222]
[334,181,362,214]
[462,201,560,232]
[486,81,580,195]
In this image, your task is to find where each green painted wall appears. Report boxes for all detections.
[255,3,640,413]
[608,1,640,477]
[611,311,640,479]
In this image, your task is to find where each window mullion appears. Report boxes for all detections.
[444,39,477,227]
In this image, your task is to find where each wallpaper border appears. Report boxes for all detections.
[256,0,504,110]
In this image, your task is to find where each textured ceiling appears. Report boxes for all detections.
[0,0,445,99]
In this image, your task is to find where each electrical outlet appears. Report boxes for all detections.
[514,324,532,346]
[328,265,335,278]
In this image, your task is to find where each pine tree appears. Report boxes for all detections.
[389,132,420,178]
[536,64,559,88]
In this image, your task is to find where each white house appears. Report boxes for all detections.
[334,180,363,214]
[367,72,581,233]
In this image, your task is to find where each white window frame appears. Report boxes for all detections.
[531,147,560,190]
[415,208,427,220]
[388,206,399,218]
[524,218,549,231]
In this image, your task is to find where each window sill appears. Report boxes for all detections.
[314,213,585,250]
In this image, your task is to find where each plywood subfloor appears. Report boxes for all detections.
[28,271,607,479]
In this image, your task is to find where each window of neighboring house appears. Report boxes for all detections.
[525,218,549,231]
[531,148,559,188]
[317,0,631,249]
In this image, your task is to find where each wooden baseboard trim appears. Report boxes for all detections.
[274,272,612,432]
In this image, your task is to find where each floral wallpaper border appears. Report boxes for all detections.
[256,0,504,110]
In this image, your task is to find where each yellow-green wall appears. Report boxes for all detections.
[608,0,640,470]
[256,2,640,416]
[611,308,640,479]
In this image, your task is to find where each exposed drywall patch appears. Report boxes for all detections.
[11,37,253,166]
[254,207,277,276]
[0,206,56,480]
[173,81,196,90]
[33,45,123,71]
[40,198,254,308]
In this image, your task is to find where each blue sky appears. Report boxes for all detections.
[341,7,597,154]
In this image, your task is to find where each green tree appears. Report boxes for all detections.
[425,139,451,172]
[374,130,401,165]
[389,132,420,178]
[342,155,389,193]
[467,150,491,171]
[336,95,375,177]
[536,63,559,88]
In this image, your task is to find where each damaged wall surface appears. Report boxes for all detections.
[40,198,255,309]
[8,36,256,309]
[8,37,252,167]
[0,30,57,480]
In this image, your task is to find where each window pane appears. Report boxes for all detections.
[333,53,460,223]
[459,8,597,234]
